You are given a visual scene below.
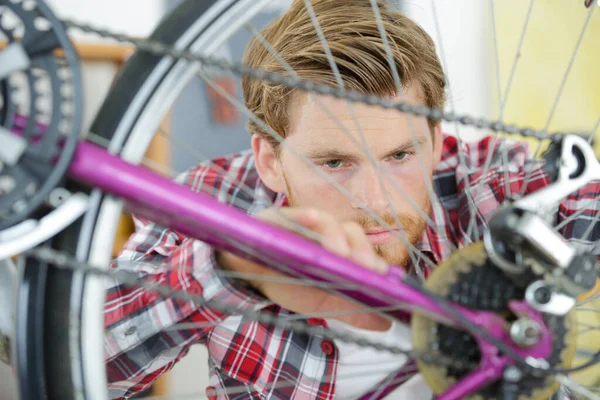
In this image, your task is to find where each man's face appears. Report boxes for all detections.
[257,86,442,267]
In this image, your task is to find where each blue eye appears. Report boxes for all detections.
[392,152,409,161]
[324,159,343,168]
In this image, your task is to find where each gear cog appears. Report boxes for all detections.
[411,242,577,400]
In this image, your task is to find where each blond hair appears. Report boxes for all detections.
[242,0,446,148]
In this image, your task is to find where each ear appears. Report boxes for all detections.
[251,134,286,193]
[431,123,443,168]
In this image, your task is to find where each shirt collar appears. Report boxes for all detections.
[415,188,454,266]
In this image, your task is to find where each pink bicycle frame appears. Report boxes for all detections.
[7,117,553,400]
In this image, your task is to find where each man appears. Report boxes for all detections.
[103,0,599,399]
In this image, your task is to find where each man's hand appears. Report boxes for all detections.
[216,207,392,331]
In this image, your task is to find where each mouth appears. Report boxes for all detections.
[365,228,399,244]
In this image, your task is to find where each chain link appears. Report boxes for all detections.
[61,19,591,142]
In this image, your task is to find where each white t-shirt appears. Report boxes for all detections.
[325,318,432,399]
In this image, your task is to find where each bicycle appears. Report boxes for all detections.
[0,0,599,399]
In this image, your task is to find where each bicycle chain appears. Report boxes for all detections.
[61,18,591,143]
[28,246,478,370]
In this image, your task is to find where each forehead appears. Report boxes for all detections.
[286,86,429,148]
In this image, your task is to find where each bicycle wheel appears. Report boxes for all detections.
[12,0,267,398]
[5,0,600,399]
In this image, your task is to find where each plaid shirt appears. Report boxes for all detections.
[104,134,600,399]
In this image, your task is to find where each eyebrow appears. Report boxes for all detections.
[304,133,429,161]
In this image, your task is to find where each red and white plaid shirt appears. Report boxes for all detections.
[103,134,600,399]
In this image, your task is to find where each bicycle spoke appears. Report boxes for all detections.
[520,5,596,198]
[273,304,411,321]
[497,0,535,118]
[119,123,340,247]
[116,215,413,322]
[7,1,597,399]
[555,374,600,400]
[542,7,595,134]
[577,326,600,336]
[489,0,502,115]
[365,365,411,400]
[554,194,600,232]
[474,0,536,204]
[138,361,416,400]
[244,21,439,237]
[303,0,423,272]
[368,0,461,276]
[198,226,423,305]
[576,307,600,314]
[88,133,278,215]
[579,291,600,307]
[371,0,464,254]
[86,132,178,177]
[161,306,409,332]
[487,0,514,203]
[244,20,456,262]
[196,70,438,272]
[577,210,600,252]
[134,215,398,318]
[577,321,600,330]
[590,114,600,144]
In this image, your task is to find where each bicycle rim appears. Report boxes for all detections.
[32,0,273,398]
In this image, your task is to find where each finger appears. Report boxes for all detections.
[256,207,315,233]
[341,221,372,253]
[301,210,351,256]
[342,222,389,274]
[257,208,349,254]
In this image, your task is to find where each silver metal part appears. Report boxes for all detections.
[525,281,576,316]
[0,193,89,259]
[483,229,526,274]
[503,366,523,382]
[515,135,600,215]
[0,257,18,365]
[0,42,30,81]
[553,253,598,297]
[0,175,16,195]
[525,356,550,370]
[48,187,72,208]
[0,127,27,166]
[515,212,576,270]
[510,318,542,348]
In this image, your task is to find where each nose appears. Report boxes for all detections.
[350,166,390,214]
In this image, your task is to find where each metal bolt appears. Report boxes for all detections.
[48,187,70,208]
[525,356,550,370]
[12,199,26,213]
[0,175,15,194]
[533,286,552,305]
[505,213,519,228]
[503,366,522,382]
[25,183,36,197]
[510,318,541,348]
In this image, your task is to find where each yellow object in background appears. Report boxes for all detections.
[492,2,599,149]
[493,1,600,386]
